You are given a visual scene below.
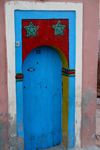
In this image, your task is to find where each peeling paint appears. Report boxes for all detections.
[82,114,90,129]
[9,115,17,150]
[0,120,7,150]
[0,113,3,116]
[91,134,96,139]
[82,89,96,114]
[18,121,22,132]
[62,132,68,148]
[82,89,97,147]
[18,136,24,150]
[94,115,96,125]
[0,113,7,118]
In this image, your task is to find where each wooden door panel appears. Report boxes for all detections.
[23,46,62,150]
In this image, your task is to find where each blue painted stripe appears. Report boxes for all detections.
[16,82,24,138]
[69,12,76,69]
[68,77,75,148]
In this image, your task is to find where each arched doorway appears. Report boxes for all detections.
[23,46,62,149]
[14,10,77,149]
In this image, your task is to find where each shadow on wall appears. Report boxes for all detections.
[97,10,100,97]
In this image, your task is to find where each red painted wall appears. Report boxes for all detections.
[0,0,99,149]
[22,19,69,64]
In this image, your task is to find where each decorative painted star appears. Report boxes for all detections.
[24,22,39,37]
[52,21,66,36]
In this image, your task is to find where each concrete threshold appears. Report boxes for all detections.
[39,144,100,150]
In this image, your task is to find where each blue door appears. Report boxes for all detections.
[23,46,62,150]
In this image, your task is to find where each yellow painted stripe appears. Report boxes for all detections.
[48,45,69,148]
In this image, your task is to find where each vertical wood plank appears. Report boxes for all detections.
[53,50,62,146]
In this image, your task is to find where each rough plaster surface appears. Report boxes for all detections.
[96,108,100,147]
[82,89,97,147]
[82,89,96,114]
[0,120,8,150]
[18,136,24,150]
[9,115,17,150]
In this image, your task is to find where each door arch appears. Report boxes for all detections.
[23,46,62,149]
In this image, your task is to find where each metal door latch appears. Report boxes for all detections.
[28,69,35,71]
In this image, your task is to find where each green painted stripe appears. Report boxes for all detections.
[16,79,23,82]
[62,73,75,77]
[16,72,23,75]
[62,67,75,71]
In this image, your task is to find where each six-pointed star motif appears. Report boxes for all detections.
[52,21,66,36]
[24,22,39,37]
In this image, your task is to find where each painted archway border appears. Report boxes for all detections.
[16,10,75,149]
[5,1,83,150]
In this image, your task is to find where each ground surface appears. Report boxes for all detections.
[41,144,100,150]
[80,146,100,150]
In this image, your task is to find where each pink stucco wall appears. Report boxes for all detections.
[0,0,9,149]
[0,0,99,149]
[97,10,100,86]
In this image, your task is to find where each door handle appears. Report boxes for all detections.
[28,69,35,71]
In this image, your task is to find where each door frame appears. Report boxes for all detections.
[5,1,83,149]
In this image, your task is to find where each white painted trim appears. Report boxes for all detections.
[75,5,83,149]
[5,1,83,149]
